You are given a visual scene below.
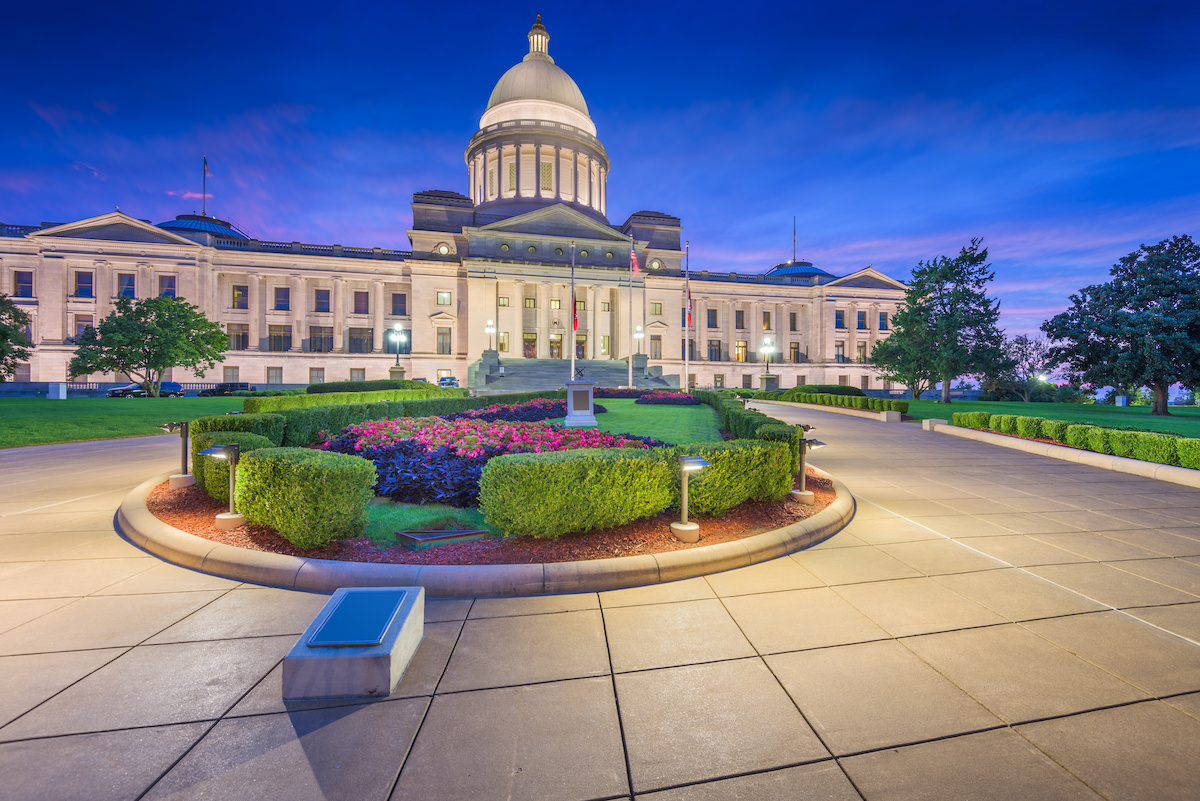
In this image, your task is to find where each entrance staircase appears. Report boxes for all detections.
[468,354,678,394]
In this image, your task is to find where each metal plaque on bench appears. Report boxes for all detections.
[308,589,408,647]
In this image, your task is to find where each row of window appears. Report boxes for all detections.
[835,310,890,331]
[226,325,453,355]
[235,287,415,316]
[12,270,176,300]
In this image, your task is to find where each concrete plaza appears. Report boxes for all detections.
[1,406,1199,800]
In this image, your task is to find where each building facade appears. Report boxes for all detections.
[0,16,906,391]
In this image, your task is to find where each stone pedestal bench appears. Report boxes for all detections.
[282,586,424,700]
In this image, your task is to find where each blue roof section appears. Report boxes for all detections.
[158,215,249,240]
[766,260,832,278]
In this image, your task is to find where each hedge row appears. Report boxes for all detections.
[191,412,285,446]
[950,412,1200,469]
[780,391,908,414]
[243,387,459,414]
[477,439,793,538]
[236,448,377,549]
[307,379,441,394]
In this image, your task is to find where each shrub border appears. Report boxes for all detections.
[116,467,855,596]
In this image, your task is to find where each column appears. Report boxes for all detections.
[538,282,550,358]
[535,143,543,199]
[587,284,597,358]
[482,149,490,201]
[291,274,304,351]
[332,277,344,351]
[514,144,521,197]
[372,281,384,352]
[599,167,606,215]
[554,145,561,200]
[249,275,263,350]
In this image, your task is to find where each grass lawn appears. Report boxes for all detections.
[0,397,245,449]
[362,499,495,546]
[901,399,1200,438]
[590,398,723,444]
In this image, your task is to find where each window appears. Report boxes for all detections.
[576,333,587,360]
[789,312,797,332]
[649,335,662,359]
[267,367,283,384]
[508,162,516,191]
[350,368,366,382]
[600,334,609,355]
[835,342,846,362]
[232,285,248,310]
[735,310,745,329]
[227,323,249,350]
[436,291,451,306]
[74,272,94,298]
[158,275,176,298]
[309,368,325,385]
[14,271,33,297]
[347,328,373,353]
[436,369,453,381]
[796,375,807,387]
[762,311,771,330]
[835,310,845,329]
[117,273,136,299]
[650,302,663,316]
[309,326,333,353]
[683,338,696,360]
[314,288,331,313]
[223,366,239,383]
[73,314,93,341]
[714,374,725,389]
[879,312,889,330]
[540,161,552,191]
[742,374,753,389]
[498,296,510,307]
[575,299,585,312]
[707,309,717,328]
[436,326,452,354]
[857,311,867,330]
[391,293,407,316]
[857,342,868,363]
[523,332,537,358]
[838,374,848,386]
[268,325,291,352]
[600,301,610,312]
[708,340,722,361]
[386,329,411,355]
[498,331,509,352]
[353,291,369,315]
[735,340,748,362]
[524,297,536,309]
[274,287,290,311]
[861,375,870,390]
[488,169,495,197]
[550,299,561,310]
[549,333,563,359]
[790,342,802,363]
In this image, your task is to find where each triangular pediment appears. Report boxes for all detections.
[32,212,198,246]
[474,204,628,242]
[428,311,457,325]
[645,320,671,331]
[827,267,907,291]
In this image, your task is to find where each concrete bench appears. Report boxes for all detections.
[282,586,424,700]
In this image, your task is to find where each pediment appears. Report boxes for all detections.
[32,213,198,246]
[645,320,671,331]
[428,311,457,325]
[475,204,628,242]
[827,268,907,291]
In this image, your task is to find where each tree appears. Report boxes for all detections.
[1042,235,1200,416]
[68,296,227,396]
[0,294,32,381]
[874,238,1007,403]
[1008,334,1053,402]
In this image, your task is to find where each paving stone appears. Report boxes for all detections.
[144,587,329,643]
[603,598,754,672]
[703,556,823,596]
[468,592,598,618]
[1125,603,1200,643]
[722,587,889,654]
[1027,562,1199,608]
[791,546,921,585]
[932,568,1105,621]
[833,576,1006,637]
[878,539,1006,575]
[0,648,124,727]
[599,576,716,608]
[636,761,860,801]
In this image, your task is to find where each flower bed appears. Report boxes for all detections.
[634,390,700,405]
[441,396,607,423]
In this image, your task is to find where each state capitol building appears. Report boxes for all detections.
[1,16,906,392]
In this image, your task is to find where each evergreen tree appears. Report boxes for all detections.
[0,294,32,381]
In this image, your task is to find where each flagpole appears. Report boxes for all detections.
[628,234,634,388]
[683,241,690,392]
[569,241,576,384]
[202,156,207,217]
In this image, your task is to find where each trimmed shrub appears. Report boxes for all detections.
[988,414,1004,431]
[1042,419,1070,442]
[676,440,794,516]
[966,411,991,429]
[236,448,377,549]
[786,384,865,398]
[243,388,447,414]
[191,431,275,504]
[952,412,971,427]
[1108,429,1138,458]
[1085,426,1112,455]
[191,412,285,446]
[1133,432,1180,466]
[995,415,1018,434]
[754,423,803,475]
[1065,424,1095,450]
[1176,438,1200,469]
[890,400,910,414]
[1014,416,1043,439]
[308,378,437,394]
[479,448,675,538]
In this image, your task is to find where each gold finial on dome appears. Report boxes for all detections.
[527,13,551,61]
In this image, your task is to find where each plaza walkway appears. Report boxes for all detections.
[2,407,1200,800]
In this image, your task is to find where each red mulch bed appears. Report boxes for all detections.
[145,471,835,566]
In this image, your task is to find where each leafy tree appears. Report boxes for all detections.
[0,294,32,381]
[1008,334,1053,402]
[68,296,227,396]
[874,238,1006,403]
[1042,235,1200,416]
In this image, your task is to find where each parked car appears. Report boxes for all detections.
[106,381,184,398]
[197,382,252,397]
[437,376,459,388]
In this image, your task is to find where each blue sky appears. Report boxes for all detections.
[3,0,1197,336]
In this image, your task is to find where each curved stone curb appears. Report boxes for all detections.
[753,400,902,423]
[932,422,1200,489]
[116,472,856,596]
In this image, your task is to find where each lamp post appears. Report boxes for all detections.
[199,443,245,529]
[634,325,644,354]
[389,323,407,367]
[485,319,496,351]
[759,336,775,375]
[670,455,710,542]
[791,424,827,504]
[158,421,194,489]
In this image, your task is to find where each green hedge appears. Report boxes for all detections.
[478,448,675,538]
[1042,419,1069,442]
[236,448,377,549]
[244,388,451,414]
[754,423,803,475]
[191,431,276,504]
[1015,416,1043,439]
[1177,438,1200,469]
[191,413,285,446]
[1108,430,1138,458]
[1065,424,1094,449]
[307,379,441,394]
[1133,432,1180,466]
[1085,426,1112,454]
[678,440,794,516]
[787,384,865,397]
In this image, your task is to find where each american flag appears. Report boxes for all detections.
[631,248,640,277]
[204,156,212,178]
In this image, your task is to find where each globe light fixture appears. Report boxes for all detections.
[634,324,644,354]
[485,319,496,350]
[759,336,775,375]
[389,323,407,366]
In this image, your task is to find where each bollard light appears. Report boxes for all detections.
[792,424,827,504]
[670,455,710,542]
[199,443,241,516]
[157,420,190,477]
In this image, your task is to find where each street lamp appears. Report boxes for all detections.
[634,325,644,354]
[198,443,245,529]
[791,424,827,504]
[389,323,407,367]
[157,421,194,488]
[485,319,496,350]
[670,455,710,542]
[759,336,775,375]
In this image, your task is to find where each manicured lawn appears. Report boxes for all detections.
[362,499,496,546]
[902,399,1200,438]
[590,398,723,444]
[0,397,245,449]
